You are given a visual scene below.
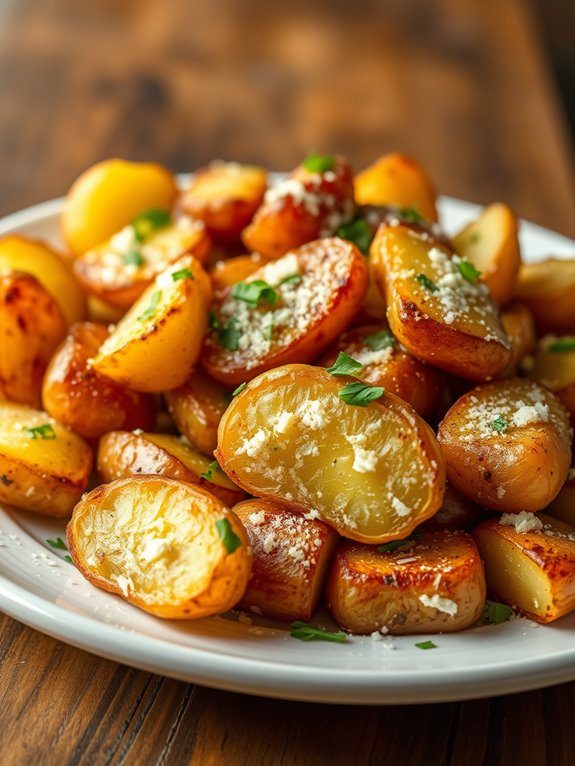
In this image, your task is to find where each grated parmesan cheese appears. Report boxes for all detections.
[419,594,458,616]
[500,511,543,533]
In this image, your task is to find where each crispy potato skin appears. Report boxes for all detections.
[67,476,251,619]
[474,514,575,623]
[516,258,575,333]
[42,322,155,439]
[529,337,575,427]
[438,379,572,512]
[216,364,445,543]
[0,402,93,517]
[209,253,267,293]
[326,531,485,634]
[233,498,339,622]
[499,302,536,377]
[0,272,67,407]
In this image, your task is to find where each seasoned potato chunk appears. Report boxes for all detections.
[0,272,67,407]
[67,476,251,619]
[326,531,485,634]
[233,498,339,622]
[516,258,575,333]
[202,238,368,385]
[438,379,572,512]
[216,364,445,543]
[93,255,212,392]
[0,402,92,516]
[529,335,575,425]
[209,253,266,293]
[42,322,155,439]
[371,223,511,380]
[97,430,245,506]
[499,302,536,377]
[474,513,575,623]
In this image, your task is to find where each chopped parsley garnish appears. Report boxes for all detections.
[217,317,241,351]
[336,218,373,255]
[122,250,144,267]
[215,518,241,555]
[338,381,385,406]
[171,267,194,281]
[137,289,161,322]
[64,555,73,565]
[364,329,396,351]
[47,537,68,550]
[492,417,507,434]
[397,207,424,224]
[457,260,482,283]
[132,209,171,242]
[303,153,335,174]
[201,460,221,481]
[232,279,279,308]
[290,621,347,643]
[326,352,363,377]
[208,310,220,330]
[415,640,437,650]
[232,382,247,397]
[280,274,302,286]
[27,424,56,440]
[416,273,438,293]
[549,337,575,353]
[483,600,513,625]
[377,538,414,553]
[0,474,13,486]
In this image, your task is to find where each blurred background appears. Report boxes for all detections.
[0,0,573,232]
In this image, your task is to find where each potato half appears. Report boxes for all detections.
[216,364,445,543]
[209,253,267,293]
[516,258,575,333]
[529,335,575,426]
[67,476,251,619]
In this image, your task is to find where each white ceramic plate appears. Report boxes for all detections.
[1,192,574,706]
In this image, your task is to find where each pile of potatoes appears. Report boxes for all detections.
[2,152,575,635]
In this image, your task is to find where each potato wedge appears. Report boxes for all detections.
[0,402,92,516]
[209,253,267,293]
[371,223,511,380]
[62,159,178,257]
[0,272,67,407]
[474,513,575,623]
[516,258,575,333]
[67,476,251,619]
[452,203,521,305]
[202,238,368,385]
[233,498,339,622]
[97,430,245,506]
[180,161,267,241]
[529,335,575,426]
[326,531,485,635]
[93,255,212,392]
[438,379,572,512]
[216,364,445,543]
[499,302,536,377]
[42,322,155,439]
[420,484,486,532]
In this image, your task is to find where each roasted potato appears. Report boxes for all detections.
[93,255,212,392]
[326,530,485,635]
[67,476,251,619]
[499,302,536,377]
[438,379,572,512]
[42,322,155,439]
[209,253,266,293]
[216,364,445,543]
[420,483,486,532]
[0,401,92,516]
[202,238,368,385]
[516,258,575,333]
[0,272,67,407]
[180,161,267,241]
[370,223,511,380]
[529,335,575,426]
[452,203,521,305]
[97,430,245,506]
[546,475,575,527]
[87,296,126,324]
[474,513,575,623]
[62,159,178,257]
[233,498,339,622]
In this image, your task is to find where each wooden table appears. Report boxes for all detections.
[1,1,575,763]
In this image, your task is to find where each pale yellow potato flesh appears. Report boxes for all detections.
[529,336,575,425]
[516,258,575,333]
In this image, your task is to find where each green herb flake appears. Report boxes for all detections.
[483,600,513,625]
[27,424,56,440]
[47,537,68,550]
[377,538,414,553]
[215,518,241,555]
[416,273,438,293]
[218,317,242,351]
[338,381,385,407]
[122,250,144,267]
[171,267,194,282]
[549,337,575,353]
[457,260,482,283]
[492,417,507,434]
[326,352,363,377]
[201,460,221,481]
[132,209,171,242]
[232,382,247,397]
[64,555,73,564]
[336,218,373,255]
[137,289,161,322]
[303,153,335,174]
[415,640,437,650]
[280,274,302,286]
[0,474,13,486]
[232,279,279,308]
[397,207,424,224]
[364,330,396,351]
[290,621,347,643]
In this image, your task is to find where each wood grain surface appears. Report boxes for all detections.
[1,1,575,764]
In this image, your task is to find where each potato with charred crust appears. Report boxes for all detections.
[528,336,575,426]
[438,379,572,512]
[216,364,445,544]
[42,322,155,439]
[474,513,575,623]
[209,253,267,293]
[516,258,575,333]
[202,238,368,385]
[326,531,485,635]
[233,498,339,622]
[67,476,251,619]
[499,302,536,377]
[0,402,92,517]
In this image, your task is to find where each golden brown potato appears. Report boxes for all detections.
[326,530,485,635]
[499,302,536,377]
[0,272,67,407]
[452,203,521,305]
[93,255,212,392]
[529,335,575,426]
[242,155,355,258]
[370,223,511,380]
[216,364,445,543]
[202,238,368,385]
[180,161,267,241]
[62,159,178,257]
[97,430,245,507]
[438,379,572,512]
[42,322,156,439]
[0,402,92,517]
[474,513,575,623]
[420,484,486,532]
[546,475,575,527]
[516,258,575,333]
[209,253,267,293]
[233,498,339,622]
[67,476,251,619]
